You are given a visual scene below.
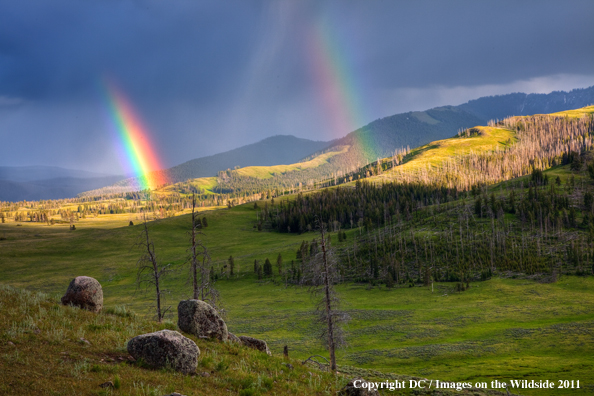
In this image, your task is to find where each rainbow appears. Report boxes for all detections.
[103,81,167,190]
[307,21,366,132]
[307,20,376,164]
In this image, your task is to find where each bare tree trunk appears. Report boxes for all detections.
[136,216,170,322]
[143,220,163,322]
[191,194,199,299]
[319,225,337,372]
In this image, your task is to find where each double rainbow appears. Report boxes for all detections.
[103,81,167,190]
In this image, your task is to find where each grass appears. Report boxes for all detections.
[233,147,349,180]
[0,284,348,396]
[160,177,220,195]
[549,105,594,118]
[219,277,594,395]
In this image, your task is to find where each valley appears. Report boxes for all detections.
[2,106,594,395]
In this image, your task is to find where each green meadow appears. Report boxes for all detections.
[1,189,593,395]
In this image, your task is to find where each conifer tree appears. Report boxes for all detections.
[228,255,235,276]
[276,253,283,275]
[263,258,272,277]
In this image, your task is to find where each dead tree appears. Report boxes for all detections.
[188,194,219,308]
[303,218,349,373]
[135,215,171,322]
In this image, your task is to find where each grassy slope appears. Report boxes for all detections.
[548,105,594,118]
[156,146,349,196]
[234,147,349,180]
[0,284,347,396]
[159,177,219,196]
[367,126,516,184]
[402,126,515,168]
[363,106,594,187]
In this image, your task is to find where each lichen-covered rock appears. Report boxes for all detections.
[127,330,199,374]
[177,299,228,341]
[227,332,241,344]
[338,378,380,396]
[61,276,103,313]
[238,336,271,355]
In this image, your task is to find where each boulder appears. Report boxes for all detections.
[127,330,199,374]
[61,276,103,313]
[227,332,241,344]
[238,336,271,356]
[338,378,380,396]
[177,300,228,341]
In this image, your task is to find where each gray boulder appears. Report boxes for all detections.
[338,378,380,395]
[127,330,199,374]
[61,276,103,313]
[238,336,271,356]
[177,299,228,341]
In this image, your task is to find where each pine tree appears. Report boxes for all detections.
[276,253,283,275]
[386,271,395,288]
[263,258,272,277]
[228,255,235,276]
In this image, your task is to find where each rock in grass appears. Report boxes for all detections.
[238,336,271,356]
[338,378,380,395]
[177,299,228,341]
[127,330,199,374]
[227,332,241,344]
[61,276,103,313]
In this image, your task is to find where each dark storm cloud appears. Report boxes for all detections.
[0,0,593,173]
[345,0,594,89]
[0,0,260,101]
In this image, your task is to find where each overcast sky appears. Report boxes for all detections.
[1,0,593,174]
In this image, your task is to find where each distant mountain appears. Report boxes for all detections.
[458,86,594,123]
[166,135,331,182]
[0,175,126,202]
[0,165,115,183]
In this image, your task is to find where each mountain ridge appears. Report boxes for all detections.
[0,165,119,183]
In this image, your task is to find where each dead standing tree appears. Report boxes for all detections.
[188,194,220,308]
[135,215,172,322]
[302,218,348,373]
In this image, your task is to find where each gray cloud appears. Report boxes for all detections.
[0,0,593,173]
